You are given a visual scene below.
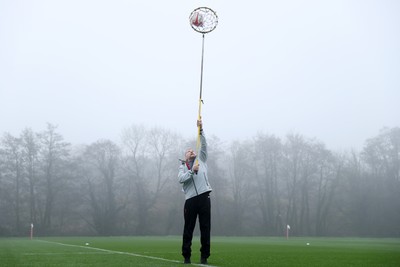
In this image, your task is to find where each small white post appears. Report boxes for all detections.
[30,223,34,240]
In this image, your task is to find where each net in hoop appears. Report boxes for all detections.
[189,7,218,34]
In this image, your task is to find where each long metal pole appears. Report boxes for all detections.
[196,34,205,157]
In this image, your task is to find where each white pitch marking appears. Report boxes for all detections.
[23,252,109,255]
[37,239,218,267]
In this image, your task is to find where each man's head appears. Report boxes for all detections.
[185,148,196,161]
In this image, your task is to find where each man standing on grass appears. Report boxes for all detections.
[178,120,212,265]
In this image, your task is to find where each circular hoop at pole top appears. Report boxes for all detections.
[189,7,218,34]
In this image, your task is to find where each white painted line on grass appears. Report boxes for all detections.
[37,239,218,267]
[23,252,109,255]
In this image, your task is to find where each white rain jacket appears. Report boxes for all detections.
[178,131,212,200]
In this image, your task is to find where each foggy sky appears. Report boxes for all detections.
[1,0,399,151]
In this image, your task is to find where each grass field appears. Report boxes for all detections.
[0,236,399,266]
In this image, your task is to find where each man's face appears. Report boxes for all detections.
[185,148,196,161]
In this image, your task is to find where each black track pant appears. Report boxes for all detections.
[182,191,211,259]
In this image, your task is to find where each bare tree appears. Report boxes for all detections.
[37,123,70,234]
[120,125,181,234]
[253,134,283,235]
[147,127,178,207]
[226,140,255,234]
[282,134,304,235]
[314,146,342,236]
[120,125,149,234]
[1,133,24,234]
[340,150,369,236]
[360,127,400,236]
[282,134,321,235]
[298,141,322,236]
[82,140,121,235]
[21,128,40,228]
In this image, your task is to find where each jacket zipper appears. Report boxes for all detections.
[192,176,198,195]
[188,164,199,196]
[203,173,209,186]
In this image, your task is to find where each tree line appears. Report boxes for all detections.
[0,124,399,237]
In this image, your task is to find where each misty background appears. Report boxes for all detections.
[0,1,399,237]
[1,0,399,150]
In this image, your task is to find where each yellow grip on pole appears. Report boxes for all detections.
[195,98,202,166]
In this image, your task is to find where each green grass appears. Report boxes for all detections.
[0,236,399,266]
